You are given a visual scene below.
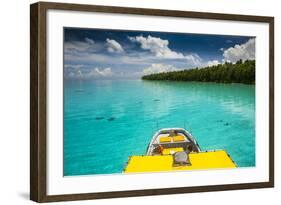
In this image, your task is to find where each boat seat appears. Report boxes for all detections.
[162,147,184,155]
[173,135,185,142]
[159,136,172,143]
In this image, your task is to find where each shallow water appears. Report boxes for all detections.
[64,80,255,176]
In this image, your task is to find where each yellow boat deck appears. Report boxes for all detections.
[124,150,236,173]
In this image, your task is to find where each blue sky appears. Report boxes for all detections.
[64,28,255,79]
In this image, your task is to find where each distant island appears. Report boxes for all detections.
[142,60,255,84]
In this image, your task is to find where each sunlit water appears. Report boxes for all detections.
[64,80,255,176]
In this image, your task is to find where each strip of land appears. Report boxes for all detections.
[142,60,255,84]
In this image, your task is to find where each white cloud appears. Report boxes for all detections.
[89,67,113,78]
[129,35,201,66]
[64,64,85,79]
[223,38,255,63]
[85,37,95,45]
[106,38,124,53]
[64,53,111,64]
[64,64,84,69]
[129,35,183,58]
[207,60,221,67]
[142,61,223,77]
[77,70,83,77]
[185,54,202,66]
[64,37,96,52]
[64,66,113,79]
[65,69,83,79]
[142,64,179,75]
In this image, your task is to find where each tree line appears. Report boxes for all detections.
[142,60,255,84]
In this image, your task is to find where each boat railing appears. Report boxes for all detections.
[154,142,190,148]
[148,142,194,155]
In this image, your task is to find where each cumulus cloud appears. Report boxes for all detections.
[207,60,221,67]
[64,66,113,79]
[65,69,83,79]
[185,54,202,66]
[129,35,183,58]
[142,60,225,76]
[106,38,124,53]
[142,64,179,75]
[129,35,201,66]
[88,67,113,78]
[64,64,84,79]
[85,37,95,45]
[223,38,255,63]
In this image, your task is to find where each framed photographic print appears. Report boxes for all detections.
[30,1,274,202]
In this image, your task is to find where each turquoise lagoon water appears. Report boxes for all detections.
[64,80,255,176]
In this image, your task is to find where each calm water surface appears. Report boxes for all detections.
[64,80,255,176]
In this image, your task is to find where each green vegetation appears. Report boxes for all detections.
[142,60,255,84]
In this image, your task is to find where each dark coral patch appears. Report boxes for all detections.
[107,117,115,121]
